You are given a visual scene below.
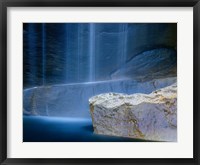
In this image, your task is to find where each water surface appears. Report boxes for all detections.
[23,116,149,142]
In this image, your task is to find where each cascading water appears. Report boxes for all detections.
[65,24,70,82]
[65,24,81,83]
[27,24,36,85]
[24,23,177,87]
[89,23,96,82]
[42,23,46,85]
[77,25,80,81]
[41,23,49,116]
[120,23,128,66]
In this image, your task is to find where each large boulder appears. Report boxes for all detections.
[89,83,177,141]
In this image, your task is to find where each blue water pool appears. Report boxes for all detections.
[23,116,149,142]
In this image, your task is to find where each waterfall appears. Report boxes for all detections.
[65,24,69,82]
[42,23,49,116]
[42,23,46,85]
[89,23,96,82]
[77,24,81,81]
[120,23,128,65]
[27,24,36,86]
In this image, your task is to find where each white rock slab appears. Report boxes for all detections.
[89,83,177,141]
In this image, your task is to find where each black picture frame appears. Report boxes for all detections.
[0,0,199,164]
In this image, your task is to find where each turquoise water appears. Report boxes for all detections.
[23,116,149,142]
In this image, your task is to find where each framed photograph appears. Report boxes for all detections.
[0,0,199,164]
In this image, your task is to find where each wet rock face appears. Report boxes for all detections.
[89,83,177,142]
[111,48,177,81]
[23,77,176,118]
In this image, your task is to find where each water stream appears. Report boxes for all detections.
[42,23,46,85]
[89,23,96,82]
